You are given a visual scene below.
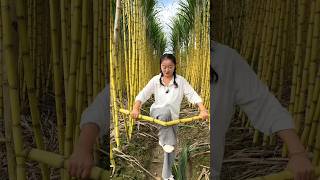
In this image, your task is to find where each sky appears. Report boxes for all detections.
[157,0,180,52]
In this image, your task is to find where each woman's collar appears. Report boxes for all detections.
[160,75,174,86]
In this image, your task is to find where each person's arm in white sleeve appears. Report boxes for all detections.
[80,86,107,137]
[232,49,294,135]
[135,77,156,104]
[182,78,208,120]
[131,77,156,119]
[183,78,203,104]
[232,49,314,180]
[68,86,108,178]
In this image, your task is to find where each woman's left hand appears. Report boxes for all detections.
[287,152,315,180]
[199,110,209,120]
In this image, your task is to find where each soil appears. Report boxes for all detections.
[221,114,287,180]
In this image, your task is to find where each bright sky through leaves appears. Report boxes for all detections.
[157,0,179,53]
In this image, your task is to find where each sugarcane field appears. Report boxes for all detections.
[0,0,109,179]
[110,0,210,179]
[212,0,320,179]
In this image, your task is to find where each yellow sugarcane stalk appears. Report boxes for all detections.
[111,0,121,147]
[119,109,209,126]
[19,148,109,180]
[110,143,116,175]
[1,0,26,178]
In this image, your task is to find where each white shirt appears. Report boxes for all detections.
[135,74,203,120]
[211,42,294,179]
[80,85,108,139]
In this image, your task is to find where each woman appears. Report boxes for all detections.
[131,54,209,180]
[211,42,314,180]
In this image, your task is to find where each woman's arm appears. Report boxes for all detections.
[68,87,108,178]
[68,123,99,178]
[230,49,314,179]
[133,100,142,110]
[135,77,156,104]
[131,77,156,119]
[197,102,206,112]
[182,78,203,105]
[181,78,208,120]
[197,102,209,120]
[277,129,314,180]
[131,100,142,119]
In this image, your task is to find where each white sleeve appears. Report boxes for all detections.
[232,49,294,135]
[183,78,203,104]
[135,77,156,104]
[80,86,108,138]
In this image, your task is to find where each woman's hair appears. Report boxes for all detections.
[210,41,219,83]
[211,66,219,83]
[159,53,178,88]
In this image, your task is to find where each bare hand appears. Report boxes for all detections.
[68,145,94,179]
[199,110,209,120]
[287,152,315,180]
[130,108,140,119]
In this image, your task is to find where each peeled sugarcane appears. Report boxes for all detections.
[21,148,109,180]
[119,108,209,126]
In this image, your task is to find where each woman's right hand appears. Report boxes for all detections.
[67,143,94,179]
[130,108,140,119]
[67,123,98,179]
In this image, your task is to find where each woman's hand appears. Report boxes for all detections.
[131,101,142,119]
[130,108,140,119]
[287,152,315,180]
[67,123,98,179]
[68,145,94,179]
[199,110,209,120]
[197,102,209,120]
[278,129,315,180]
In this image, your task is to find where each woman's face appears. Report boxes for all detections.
[161,58,175,78]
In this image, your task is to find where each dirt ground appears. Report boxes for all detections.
[221,116,287,179]
[111,101,210,180]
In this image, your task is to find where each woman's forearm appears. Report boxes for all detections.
[197,102,207,112]
[77,123,100,153]
[133,100,142,110]
[277,129,306,155]
[278,129,314,179]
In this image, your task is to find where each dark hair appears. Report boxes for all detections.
[159,53,178,88]
[211,66,218,83]
[210,41,219,83]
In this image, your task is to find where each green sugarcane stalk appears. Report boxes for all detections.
[1,0,26,179]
